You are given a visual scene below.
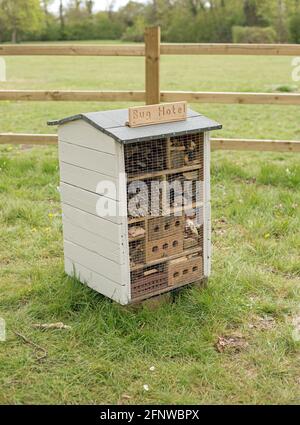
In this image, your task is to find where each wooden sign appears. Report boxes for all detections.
[128,101,187,128]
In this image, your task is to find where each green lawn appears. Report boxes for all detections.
[0,46,300,405]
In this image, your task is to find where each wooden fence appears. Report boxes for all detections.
[0,26,300,152]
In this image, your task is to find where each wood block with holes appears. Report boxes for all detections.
[148,216,184,241]
[168,255,203,287]
[146,233,184,262]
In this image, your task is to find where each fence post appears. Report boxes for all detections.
[145,26,160,105]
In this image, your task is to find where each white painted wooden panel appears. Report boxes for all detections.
[60,162,120,200]
[60,182,121,224]
[63,219,123,264]
[62,204,121,243]
[203,132,211,277]
[59,141,118,177]
[203,201,211,278]
[64,240,123,284]
[204,132,211,203]
[65,258,129,305]
[58,120,116,155]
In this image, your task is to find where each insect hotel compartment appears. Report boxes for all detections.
[131,263,168,300]
[184,208,204,250]
[170,133,204,172]
[167,169,202,209]
[127,177,162,219]
[168,253,203,287]
[125,139,166,176]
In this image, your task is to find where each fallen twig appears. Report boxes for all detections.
[32,322,71,330]
[14,331,47,361]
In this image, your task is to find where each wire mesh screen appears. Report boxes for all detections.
[125,132,205,300]
[124,139,166,175]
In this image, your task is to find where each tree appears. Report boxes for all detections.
[41,0,54,28]
[85,0,94,15]
[117,1,146,27]
[59,0,65,39]
[243,0,263,26]
[256,0,293,41]
[0,0,43,42]
[289,11,300,42]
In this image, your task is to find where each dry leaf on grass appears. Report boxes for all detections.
[121,394,132,400]
[245,177,256,185]
[248,316,276,331]
[32,322,71,330]
[216,333,249,353]
[212,218,229,236]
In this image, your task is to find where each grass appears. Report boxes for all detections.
[0,44,300,405]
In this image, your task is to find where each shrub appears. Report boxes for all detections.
[93,13,123,40]
[232,26,277,43]
[122,16,145,42]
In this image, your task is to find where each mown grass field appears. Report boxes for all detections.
[0,45,300,404]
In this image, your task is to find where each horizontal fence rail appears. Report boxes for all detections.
[1,43,300,56]
[211,138,300,152]
[0,90,145,102]
[1,90,300,105]
[0,133,57,145]
[161,91,300,105]
[0,44,145,56]
[161,43,300,56]
[1,133,300,153]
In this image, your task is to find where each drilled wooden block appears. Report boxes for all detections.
[168,255,203,287]
[146,233,184,262]
[148,216,184,241]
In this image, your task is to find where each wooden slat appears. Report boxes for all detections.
[62,203,121,244]
[64,258,129,305]
[63,219,122,264]
[161,91,300,105]
[0,90,145,102]
[1,133,300,153]
[145,26,160,105]
[127,163,202,182]
[161,43,300,56]
[131,246,202,271]
[1,90,299,105]
[64,240,123,284]
[0,133,57,145]
[211,138,300,152]
[0,44,145,56]
[59,142,118,177]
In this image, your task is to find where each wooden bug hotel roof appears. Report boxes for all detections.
[48,108,222,144]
